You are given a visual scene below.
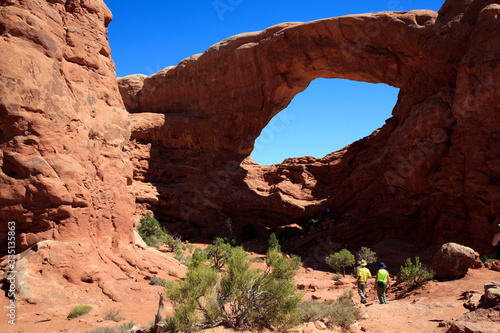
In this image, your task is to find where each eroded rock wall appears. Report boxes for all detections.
[0,0,134,252]
[121,0,499,255]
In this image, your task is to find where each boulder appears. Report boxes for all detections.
[483,282,500,309]
[491,261,500,272]
[473,252,484,269]
[431,243,476,280]
[462,290,483,311]
[134,230,148,250]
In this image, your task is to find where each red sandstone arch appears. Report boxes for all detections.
[120,1,499,256]
[122,11,437,156]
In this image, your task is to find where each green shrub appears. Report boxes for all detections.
[299,291,359,329]
[299,300,332,322]
[328,294,360,329]
[67,305,92,319]
[137,213,166,247]
[206,237,233,270]
[233,247,302,331]
[104,309,125,322]
[165,233,183,252]
[165,245,303,332]
[268,232,281,252]
[84,322,134,333]
[149,275,167,286]
[241,222,258,242]
[187,249,208,269]
[355,247,377,264]
[174,252,187,264]
[165,259,219,332]
[400,257,435,288]
[325,249,355,277]
[481,255,489,263]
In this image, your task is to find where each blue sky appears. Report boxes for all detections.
[106,0,444,165]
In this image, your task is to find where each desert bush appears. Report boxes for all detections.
[328,293,361,329]
[165,245,303,332]
[149,275,167,286]
[103,309,125,322]
[400,257,435,288]
[241,247,302,331]
[187,248,208,269]
[84,322,134,333]
[67,305,92,319]
[165,259,218,332]
[268,232,281,252]
[325,249,355,277]
[331,273,342,281]
[137,213,166,247]
[299,300,332,322]
[355,247,377,264]
[168,269,179,278]
[206,237,234,270]
[299,290,359,329]
[165,233,183,252]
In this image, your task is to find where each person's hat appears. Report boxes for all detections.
[360,260,367,266]
[379,262,387,269]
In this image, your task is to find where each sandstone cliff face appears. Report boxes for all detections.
[121,0,499,255]
[0,0,182,305]
[0,0,134,252]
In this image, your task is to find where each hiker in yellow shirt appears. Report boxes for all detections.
[356,259,371,304]
[374,262,391,304]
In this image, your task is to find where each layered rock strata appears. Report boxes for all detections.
[0,0,148,303]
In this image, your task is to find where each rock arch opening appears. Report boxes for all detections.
[250,78,399,165]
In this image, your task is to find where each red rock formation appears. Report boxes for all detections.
[120,0,499,256]
[0,0,134,252]
[0,0,161,304]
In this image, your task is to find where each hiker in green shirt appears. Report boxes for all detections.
[356,259,371,304]
[374,262,391,304]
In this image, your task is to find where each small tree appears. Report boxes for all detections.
[325,249,355,277]
[206,237,233,271]
[165,233,183,252]
[165,245,303,332]
[400,257,435,288]
[137,213,166,247]
[165,260,218,332]
[268,233,281,252]
[355,247,377,264]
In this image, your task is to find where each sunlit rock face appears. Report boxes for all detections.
[121,0,499,254]
[0,0,134,252]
